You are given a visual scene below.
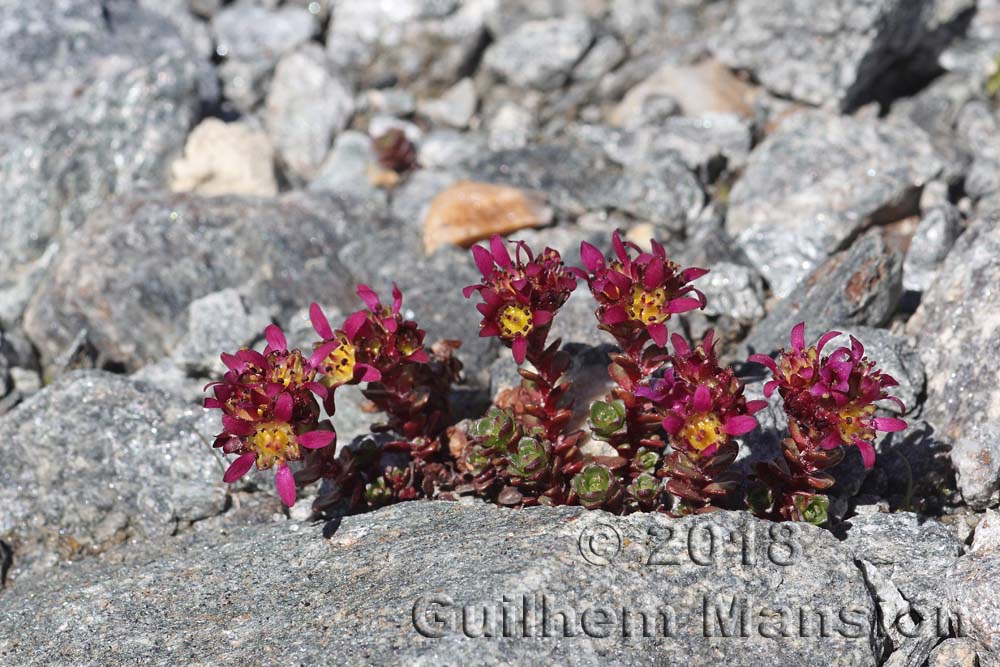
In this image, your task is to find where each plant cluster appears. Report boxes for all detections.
[204,231,905,525]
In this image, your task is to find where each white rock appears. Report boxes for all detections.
[170,118,278,197]
[418,78,477,128]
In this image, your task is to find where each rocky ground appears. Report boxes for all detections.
[1,0,1000,665]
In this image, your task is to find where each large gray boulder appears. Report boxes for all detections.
[0,502,880,666]
[0,371,224,587]
[909,215,1000,508]
[0,0,200,325]
[23,192,386,372]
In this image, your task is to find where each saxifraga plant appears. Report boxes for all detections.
[204,231,906,526]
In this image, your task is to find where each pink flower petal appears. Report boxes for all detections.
[662,413,684,435]
[297,430,335,449]
[264,324,287,353]
[724,415,758,436]
[682,267,709,282]
[666,297,702,314]
[647,322,667,347]
[275,463,296,507]
[480,321,500,337]
[462,284,481,299]
[511,336,528,364]
[472,245,494,277]
[222,415,253,436]
[309,303,333,340]
[580,241,604,272]
[343,311,369,340]
[853,438,876,469]
[356,364,382,383]
[356,284,381,312]
[490,235,512,269]
[746,400,768,414]
[816,330,842,354]
[819,432,842,450]
[223,452,256,483]
[642,260,665,290]
[305,382,328,398]
[873,417,907,432]
[602,306,629,325]
[274,393,293,422]
[748,353,778,373]
[612,230,628,262]
[391,283,403,314]
[670,333,690,356]
[532,310,553,326]
[790,322,805,352]
[309,341,338,369]
[693,385,712,413]
[407,349,430,363]
[763,380,779,398]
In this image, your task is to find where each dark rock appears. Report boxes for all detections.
[710,0,974,110]
[908,216,1000,508]
[0,371,225,587]
[745,231,904,356]
[24,192,384,373]
[0,502,879,666]
[0,0,199,323]
[864,420,959,515]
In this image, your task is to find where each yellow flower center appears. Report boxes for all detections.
[268,351,308,388]
[836,404,875,444]
[499,303,533,339]
[248,421,299,469]
[323,334,357,386]
[680,412,725,452]
[626,284,669,324]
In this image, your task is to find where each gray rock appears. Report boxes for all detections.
[0,371,225,586]
[972,509,1000,555]
[487,103,537,151]
[483,16,595,91]
[24,192,384,373]
[418,78,478,129]
[926,638,982,667]
[573,34,626,82]
[698,262,766,324]
[212,4,315,61]
[945,554,1000,663]
[266,45,355,182]
[965,157,1000,202]
[950,423,1000,509]
[390,169,460,230]
[904,205,964,293]
[710,0,973,109]
[171,289,274,374]
[842,511,964,612]
[908,216,1000,506]
[326,0,488,94]
[419,129,488,169]
[0,503,880,666]
[745,231,904,356]
[309,130,387,207]
[607,156,704,234]
[364,87,418,117]
[212,4,317,112]
[729,111,939,298]
[0,0,199,323]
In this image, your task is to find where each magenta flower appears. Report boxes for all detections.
[577,231,707,347]
[205,325,334,506]
[750,323,906,469]
[463,235,576,364]
[638,331,764,457]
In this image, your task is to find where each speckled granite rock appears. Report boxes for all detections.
[23,192,385,373]
[909,215,1000,508]
[728,111,938,298]
[0,371,224,587]
[710,0,973,109]
[0,502,879,666]
[0,0,199,322]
